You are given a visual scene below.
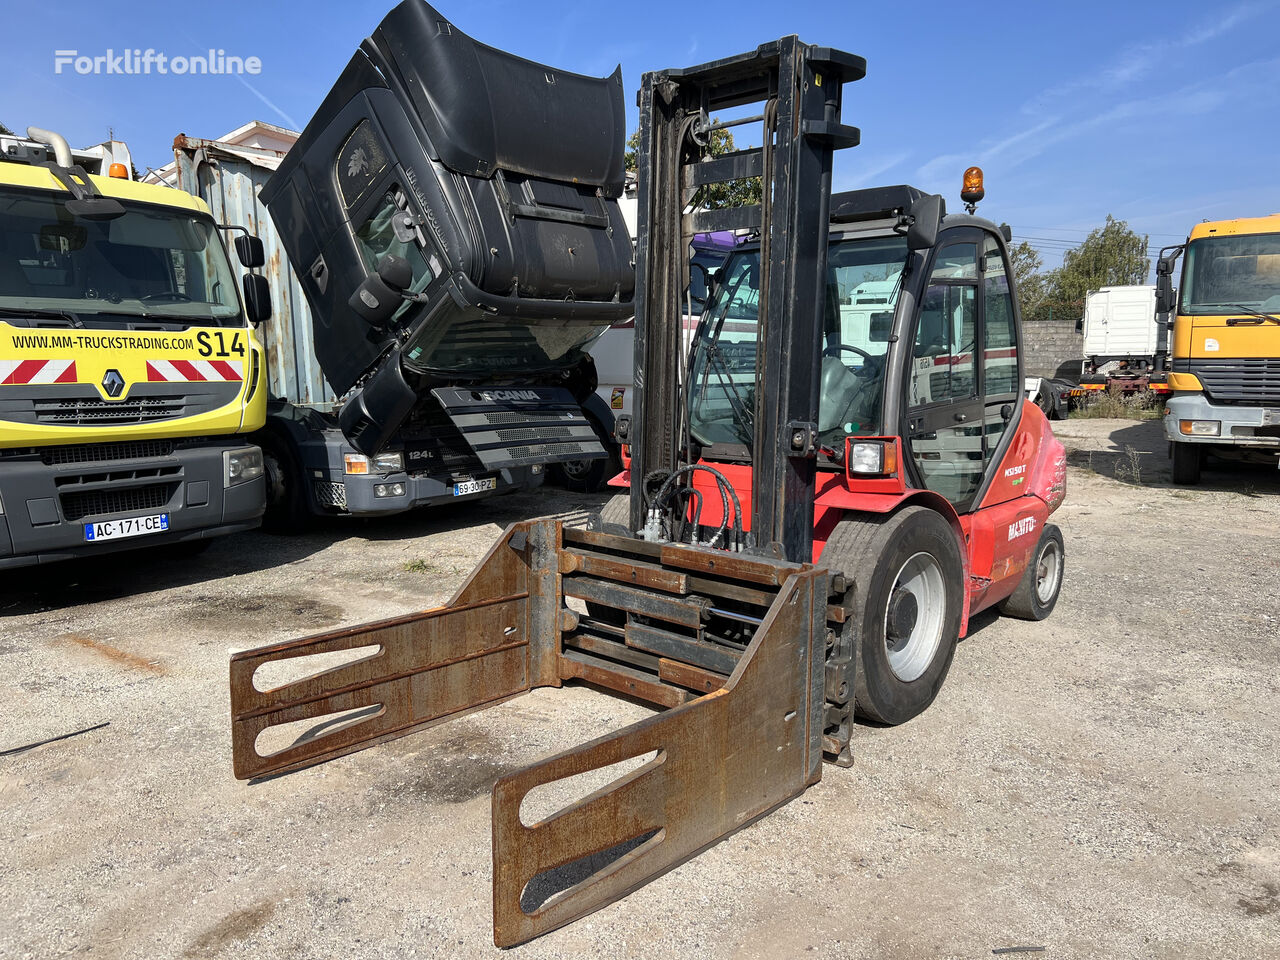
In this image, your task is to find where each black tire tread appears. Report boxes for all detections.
[594,492,632,537]
[1171,442,1202,485]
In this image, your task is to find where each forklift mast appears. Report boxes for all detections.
[630,39,864,559]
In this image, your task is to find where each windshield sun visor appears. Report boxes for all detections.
[259,0,635,450]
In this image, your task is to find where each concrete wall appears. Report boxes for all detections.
[1022,319,1083,381]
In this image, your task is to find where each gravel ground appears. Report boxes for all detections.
[2,418,1278,960]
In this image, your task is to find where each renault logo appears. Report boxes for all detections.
[102,369,125,398]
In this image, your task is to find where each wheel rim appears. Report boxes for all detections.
[1034,538,1063,605]
[882,551,946,682]
[562,459,592,480]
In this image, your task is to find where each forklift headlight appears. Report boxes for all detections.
[848,440,898,475]
[1179,419,1220,437]
[224,446,264,487]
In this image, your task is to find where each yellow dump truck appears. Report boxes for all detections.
[1157,213,1280,483]
[0,127,269,566]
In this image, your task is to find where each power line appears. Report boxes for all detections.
[1014,225,1186,240]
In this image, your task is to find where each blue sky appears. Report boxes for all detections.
[4,0,1278,271]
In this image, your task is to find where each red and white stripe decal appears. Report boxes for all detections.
[0,358,77,385]
[146,359,243,382]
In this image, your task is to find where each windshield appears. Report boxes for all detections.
[687,234,908,450]
[1180,232,1280,316]
[0,186,243,328]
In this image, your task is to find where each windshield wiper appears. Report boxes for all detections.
[1222,304,1280,325]
[701,340,755,445]
[0,306,82,327]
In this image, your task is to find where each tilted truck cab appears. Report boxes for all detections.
[0,128,268,567]
[259,0,634,480]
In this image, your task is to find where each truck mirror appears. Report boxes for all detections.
[377,254,413,292]
[235,235,266,269]
[869,312,893,341]
[65,196,126,221]
[690,261,717,306]
[242,273,272,325]
[347,274,402,327]
[906,194,943,251]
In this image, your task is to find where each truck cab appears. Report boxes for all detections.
[252,0,634,513]
[0,128,268,566]
[1158,214,1280,483]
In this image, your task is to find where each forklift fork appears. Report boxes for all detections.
[230,519,831,945]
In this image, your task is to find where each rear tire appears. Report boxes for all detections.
[1171,442,1202,485]
[999,524,1064,620]
[550,455,612,493]
[822,506,963,726]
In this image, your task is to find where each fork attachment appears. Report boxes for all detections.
[228,520,831,947]
[490,528,830,945]
[229,520,561,779]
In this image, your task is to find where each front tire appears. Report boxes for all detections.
[822,506,963,725]
[1171,441,1202,485]
[257,433,311,533]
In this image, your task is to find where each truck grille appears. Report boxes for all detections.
[314,481,348,510]
[1178,358,1280,406]
[41,440,177,466]
[60,482,179,522]
[35,395,186,426]
[503,441,592,464]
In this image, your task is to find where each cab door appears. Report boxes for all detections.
[902,235,986,511]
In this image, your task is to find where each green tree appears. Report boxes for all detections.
[0,122,12,136]
[624,122,762,209]
[999,225,1047,321]
[1045,215,1150,305]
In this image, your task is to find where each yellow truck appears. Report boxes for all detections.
[0,127,269,566]
[1157,213,1280,483]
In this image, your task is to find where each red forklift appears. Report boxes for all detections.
[227,17,1066,948]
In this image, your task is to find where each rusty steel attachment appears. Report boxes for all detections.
[229,519,834,945]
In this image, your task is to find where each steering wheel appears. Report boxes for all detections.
[823,344,874,363]
[141,292,193,303]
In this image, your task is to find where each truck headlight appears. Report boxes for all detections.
[345,452,404,474]
[1179,419,1220,437]
[225,446,264,487]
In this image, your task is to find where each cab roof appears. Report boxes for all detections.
[1189,213,1280,241]
[0,161,211,215]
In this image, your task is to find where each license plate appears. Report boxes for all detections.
[453,477,497,496]
[84,513,169,542]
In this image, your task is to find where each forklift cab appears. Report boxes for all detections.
[686,191,1029,517]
